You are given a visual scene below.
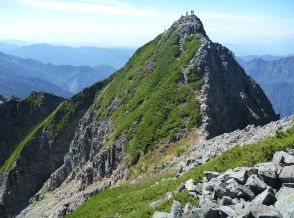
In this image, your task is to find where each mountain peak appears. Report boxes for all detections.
[169,12,208,39]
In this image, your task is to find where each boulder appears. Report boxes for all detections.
[204,208,222,218]
[251,188,276,206]
[220,196,232,206]
[254,162,282,187]
[282,183,294,188]
[249,204,282,218]
[234,200,250,217]
[254,162,281,179]
[194,183,203,194]
[178,183,185,192]
[286,148,294,156]
[171,201,183,218]
[245,174,267,194]
[226,183,255,200]
[185,179,196,192]
[278,165,294,182]
[275,187,294,217]
[188,208,209,218]
[152,211,172,218]
[219,206,237,217]
[204,171,220,181]
[183,202,194,215]
[273,151,294,165]
[225,167,255,184]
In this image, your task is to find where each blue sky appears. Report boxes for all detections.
[0,0,294,55]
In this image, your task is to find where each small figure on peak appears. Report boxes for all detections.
[191,10,194,15]
[186,11,188,16]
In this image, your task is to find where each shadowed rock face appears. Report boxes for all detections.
[196,42,279,137]
[0,92,64,166]
[0,15,279,218]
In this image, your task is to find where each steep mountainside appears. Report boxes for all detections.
[0,92,64,166]
[0,80,108,217]
[0,14,278,218]
[0,43,135,69]
[0,52,115,98]
[241,56,294,117]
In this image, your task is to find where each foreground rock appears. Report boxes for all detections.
[154,148,294,217]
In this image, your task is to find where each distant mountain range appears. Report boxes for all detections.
[239,56,294,117]
[0,52,115,98]
[0,42,136,69]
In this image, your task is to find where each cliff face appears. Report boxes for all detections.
[0,82,107,218]
[0,15,279,218]
[195,42,279,137]
[0,92,64,166]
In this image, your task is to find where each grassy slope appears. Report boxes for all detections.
[67,126,294,218]
[93,32,203,164]
[0,80,107,172]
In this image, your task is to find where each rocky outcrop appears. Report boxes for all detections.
[154,149,294,218]
[0,82,106,218]
[194,37,279,138]
[0,92,64,166]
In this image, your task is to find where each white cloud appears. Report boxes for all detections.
[19,0,163,17]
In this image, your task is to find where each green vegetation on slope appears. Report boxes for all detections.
[67,125,294,218]
[94,31,203,163]
[0,80,108,172]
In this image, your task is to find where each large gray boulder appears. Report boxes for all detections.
[152,211,172,218]
[225,167,255,184]
[273,151,294,165]
[249,204,282,218]
[275,187,294,217]
[278,165,294,182]
[226,182,255,200]
[219,206,237,217]
[254,162,282,187]
[245,174,267,194]
[184,179,196,193]
[251,188,276,206]
[171,201,183,218]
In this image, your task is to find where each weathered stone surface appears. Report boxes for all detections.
[249,204,282,218]
[273,151,294,165]
[225,167,255,184]
[275,187,294,217]
[204,171,220,181]
[278,165,294,182]
[219,206,237,217]
[245,174,267,194]
[251,188,276,206]
[226,182,255,200]
[152,211,172,218]
[185,179,196,192]
[254,162,282,187]
[220,196,232,206]
[171,201,183,218]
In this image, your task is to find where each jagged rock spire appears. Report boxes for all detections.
[169,13,208,39]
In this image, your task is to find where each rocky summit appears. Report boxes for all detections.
[0,14,280,218]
